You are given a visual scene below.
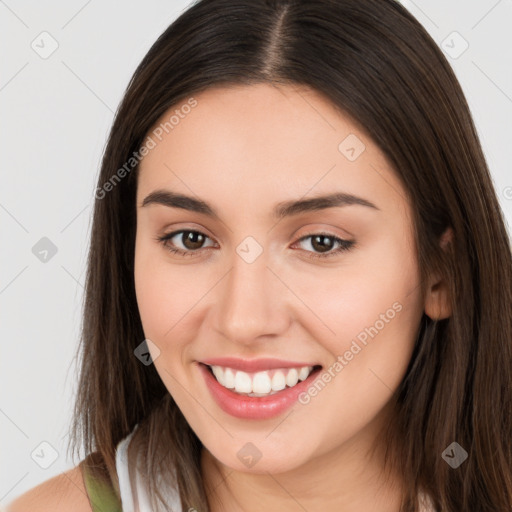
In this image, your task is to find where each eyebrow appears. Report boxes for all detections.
[140,189,379,219]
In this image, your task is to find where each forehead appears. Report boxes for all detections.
[136,83,409,220]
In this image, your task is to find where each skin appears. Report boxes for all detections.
[134,83,451,511]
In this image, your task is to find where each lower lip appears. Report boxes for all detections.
[198,362,322,420]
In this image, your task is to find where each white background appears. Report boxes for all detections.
[1,0,511,506]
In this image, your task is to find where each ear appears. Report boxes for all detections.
[424,227,453,321]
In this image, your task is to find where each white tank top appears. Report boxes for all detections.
[115,424,182,511]
[115,425,436,512]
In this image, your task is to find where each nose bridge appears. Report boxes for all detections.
[213,239,287,344]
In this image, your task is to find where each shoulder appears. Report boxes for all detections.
[4,465,93,512]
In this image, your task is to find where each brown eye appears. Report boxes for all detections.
[310,234,336,253]
[180,231,207,250]
[294,232,355,259]
[157,229,216,257]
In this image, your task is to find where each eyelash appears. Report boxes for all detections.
[155,229,355,260]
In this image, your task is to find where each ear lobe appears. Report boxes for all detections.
[424,227,453,321]
[424,280,452,320]
[439,227,453,250]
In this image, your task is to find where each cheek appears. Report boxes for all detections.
[133,238,222,390]
[286,241,422,442]
[134,240,188,360]
[134,237,198,337]
[133,243,199,404]
[288,232,422,365]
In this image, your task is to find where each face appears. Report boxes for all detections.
[134,83,425,474]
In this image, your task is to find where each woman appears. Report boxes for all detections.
[7,0,512,511]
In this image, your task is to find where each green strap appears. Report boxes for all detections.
[82,457,123,512]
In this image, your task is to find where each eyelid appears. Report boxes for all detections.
[159,222,216,240]
[157,229,217,254]
[291,230,355,258]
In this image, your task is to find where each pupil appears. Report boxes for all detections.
[184,231,204,250]
[312,235,333,253]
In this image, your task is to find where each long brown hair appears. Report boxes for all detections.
[68,1,512,510]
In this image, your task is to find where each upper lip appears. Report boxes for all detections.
[200,357,320,373]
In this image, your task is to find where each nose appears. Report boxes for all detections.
[212,247,290,346]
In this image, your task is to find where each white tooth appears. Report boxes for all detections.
[271,370,286,391]
[211,365,226,386]
[214,365,314,395]
[252,371,272,394]
[224,368,235,388]
[234,370,252,393]
[285,368,299,387]
[298,366,310,381]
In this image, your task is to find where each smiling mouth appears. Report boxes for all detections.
[203,363,323,397]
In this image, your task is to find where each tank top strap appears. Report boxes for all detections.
[80,452,123,512]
